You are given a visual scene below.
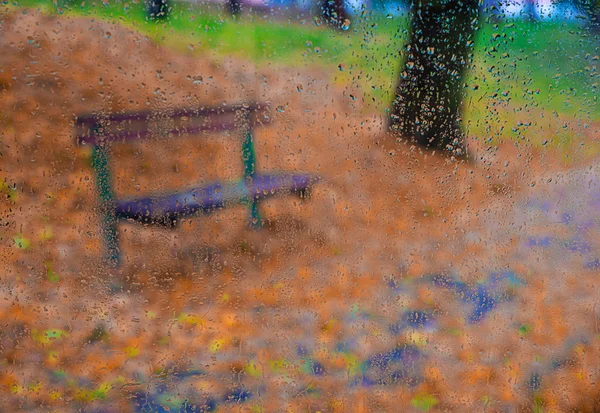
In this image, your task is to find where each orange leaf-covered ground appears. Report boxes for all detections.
[1,10,599,412]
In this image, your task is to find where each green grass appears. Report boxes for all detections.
[5,0,600,153]
[467,18,600,150]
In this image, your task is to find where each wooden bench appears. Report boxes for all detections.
[75,103,317,267]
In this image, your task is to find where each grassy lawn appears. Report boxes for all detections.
[6,0,600,154]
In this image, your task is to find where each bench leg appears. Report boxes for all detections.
[249,200,262,228]
[242,129,263,228]
[91,145,119,267]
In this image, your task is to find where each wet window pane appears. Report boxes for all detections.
[1,0,599,411]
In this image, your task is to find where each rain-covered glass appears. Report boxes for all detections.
[1,0,599,411]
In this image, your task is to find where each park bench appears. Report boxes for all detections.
[75,103,317,267]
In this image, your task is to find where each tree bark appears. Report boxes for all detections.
[227,0,242,16]
[146,0,169,19]
[321,0,349,29]
[577,0,600,32]
[389,0,480,155]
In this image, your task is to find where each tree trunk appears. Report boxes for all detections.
[321,0,349,29]
[227,0,242,16]
[146,0,169,19]
[389,0,480,155]
[580,0,600,32]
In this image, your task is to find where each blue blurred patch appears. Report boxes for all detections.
[311,361,326,376]
[223,386,252,403]
[360,345,422,387]
[586,259,600,269]
[526,236,552,248]
[431,272,522,323]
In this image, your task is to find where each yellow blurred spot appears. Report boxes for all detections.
[46,350,60,366]
[269,358,290,372]
[32,329,68,345]
[245,360,262,377]
[39,226,53,241]
[342,353,360,376]
[49,390,62,400]
[411,392,438,411]
[124,346,140,358]
[406,331,428,347]
[45,263,60,283]
[13,235,30,250]
[370,326,383,337]
[328,399,344,411]
[10,383,23,394]
[210,338,225,353]
[178,313,205,328]
[28,381,43,392]
[321,318,337,332]
[74,388,95,402]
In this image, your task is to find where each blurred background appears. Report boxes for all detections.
[1,0,600,411]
